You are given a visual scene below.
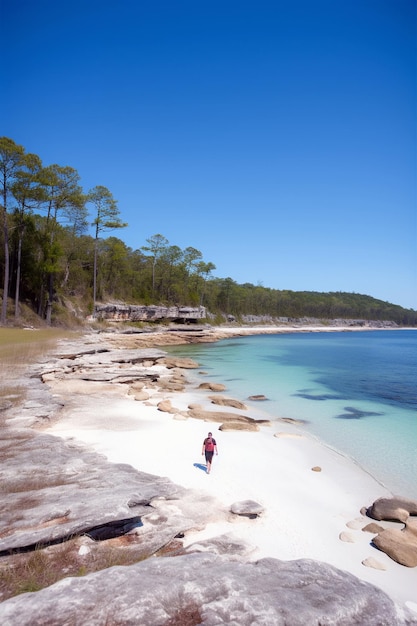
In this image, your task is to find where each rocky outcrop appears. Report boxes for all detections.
[94,304,206,322]
[0,554,414,626]
[364,497,417,568]
[0,429,189,555]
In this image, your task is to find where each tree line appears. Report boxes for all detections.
[1,136,416,327]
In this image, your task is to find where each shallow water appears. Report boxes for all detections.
[167,330,417,499]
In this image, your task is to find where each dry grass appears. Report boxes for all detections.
[0,327,69,357]
[0,536,151,602]
[0,328,72,410]
[164,604,203,625]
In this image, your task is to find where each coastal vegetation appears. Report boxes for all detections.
[1,137,416,327]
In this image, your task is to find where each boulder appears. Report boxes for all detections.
[197,382,226,392]
[230,500,264,518]
[372,519,417,567]
[248,394,268,401]
[209,395,248,410]
[129,390,150,401]
[157,399,173,412]
[367,497,417,523]
[187,407,270,428]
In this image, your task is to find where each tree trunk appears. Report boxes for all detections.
[93,238,98,316]
[1,208,9,325]
[14,234,23,319]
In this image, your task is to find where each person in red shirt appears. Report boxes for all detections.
[202,431,218,474]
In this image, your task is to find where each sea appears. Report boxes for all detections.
[166,329,417,499]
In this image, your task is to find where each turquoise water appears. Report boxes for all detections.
[167,330,417,498]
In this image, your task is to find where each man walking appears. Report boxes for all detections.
[202,431,218,474]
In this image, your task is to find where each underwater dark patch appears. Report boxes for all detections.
[334,406,384,420]
[293,392,345,401]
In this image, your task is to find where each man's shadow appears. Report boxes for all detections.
[193,462,207,472]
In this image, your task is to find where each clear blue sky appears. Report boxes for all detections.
[3,0,416,309]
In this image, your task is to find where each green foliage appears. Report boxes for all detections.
[0,137,416,327]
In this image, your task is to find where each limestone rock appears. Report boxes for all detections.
[157,399,172,412]
[129,390,150,401]
[156,379,186,392]
[0,554,413,626]
[311,466,322,472]
[363,522,385,534]
[197,382,226,391]
[187,407,269,428]
[367,496,417,523]
[372,519,417,567]
[339,531,356,543]
[159,356,199,369]
[0,430,186,555]
[209,395,248,410]
[248,394,267,400]
[362,557,387,571]
[277,416,308,425]
[94,304,206,323]
[230,500,264,518]
[185,533,255,557]
[219,421,260,432]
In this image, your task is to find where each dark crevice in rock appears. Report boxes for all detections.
[85,516,143,541]
[61,348,110,360]
[0,516,143,556]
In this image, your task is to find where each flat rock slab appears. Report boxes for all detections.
[0,554,414,626]
[0,428,189,554]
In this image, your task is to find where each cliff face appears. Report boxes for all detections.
[94,304,206,322]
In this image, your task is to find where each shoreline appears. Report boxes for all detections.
[39,325,417,612]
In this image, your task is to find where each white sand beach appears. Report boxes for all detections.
[43,327,417,614]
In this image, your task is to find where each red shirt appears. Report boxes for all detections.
[203,437,216,452]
